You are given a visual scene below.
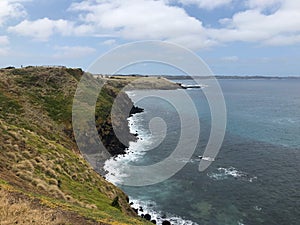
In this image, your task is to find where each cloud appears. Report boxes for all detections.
[53,46,96,59]
[102,39,117,46]
[175,0,233,10]
[8,18,73,41]
[265,34,300,46]
[208,0,300,46]
[246,0,283,10]
[0,0,27,26]
[69,0,212,49]
[5,0,300,49]
[68,0,300,48]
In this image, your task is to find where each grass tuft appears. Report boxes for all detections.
[0,189,67,225]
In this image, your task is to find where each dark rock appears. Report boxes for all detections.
[162,221,171,225]
[130,202,134,205]
[95,90,144,156]
[57,180,62,188]
[144,214,151,221]
[139,206,144,212]
[151,220,157,224]
[4,66,15,69]
[130,106,144,116]
[132,208,138,214]
[111,196,120,209]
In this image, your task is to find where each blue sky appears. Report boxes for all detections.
[1,0,300,76]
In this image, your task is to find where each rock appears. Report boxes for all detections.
[151,220,157,224]
[162,221,171,225]
[144,214,151,221]
[139,206,144,212]
[132,208,138,214]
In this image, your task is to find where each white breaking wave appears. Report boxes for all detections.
[130,198,199,225]
[104,112,152,183]
[207,167,257,182]
[104,99,199,225]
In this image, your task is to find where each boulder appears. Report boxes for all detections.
[144,214,151,221]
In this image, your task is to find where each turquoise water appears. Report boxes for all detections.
[105,79,300,225]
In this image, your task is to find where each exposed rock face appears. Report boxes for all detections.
[96,89,143,156]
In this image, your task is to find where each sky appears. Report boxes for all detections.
[0,0,300,76]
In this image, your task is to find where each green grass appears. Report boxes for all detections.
[0,67,152,225]
[0,92,23,117]
[40,92,73,122]
[1,118,148,224]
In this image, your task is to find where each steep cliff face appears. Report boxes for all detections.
[0,67,150,225]
[95,85,140,156]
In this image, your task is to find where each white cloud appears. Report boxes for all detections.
[175,0,233,10]
[0,0,27,26]
[8,18,73,41]
[246,0,283,10]
[53,46,96,59]
[208,0,300,46]
[69,0,212,49]
[67,0,300,48]
[102,39,117,46]
[5,0,300,49]
[265,34,300,46]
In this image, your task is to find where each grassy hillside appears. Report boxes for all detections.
[0,66,152,225]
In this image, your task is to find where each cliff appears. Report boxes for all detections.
[0,66,151,225]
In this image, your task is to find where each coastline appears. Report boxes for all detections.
[103,90,199,225]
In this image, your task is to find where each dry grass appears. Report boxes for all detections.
[0,189,67,225]
[0,67,153,225]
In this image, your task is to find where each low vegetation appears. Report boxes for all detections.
[0,67,152,225]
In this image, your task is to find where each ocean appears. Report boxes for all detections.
[104,78,300,225]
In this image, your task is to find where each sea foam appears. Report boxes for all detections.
[207,167,257,182]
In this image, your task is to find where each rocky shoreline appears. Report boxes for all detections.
[130,203,173,225]
[100,91,175,225]
[85,75,184,224]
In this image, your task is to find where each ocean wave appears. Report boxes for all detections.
[130,198,199,225]
[272,117,300,125]
[176,156,215,164]
[207,167,257,182]
[104,103,199,225]
[104,109,162,183]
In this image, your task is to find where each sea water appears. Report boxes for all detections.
[104,79,300,225]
